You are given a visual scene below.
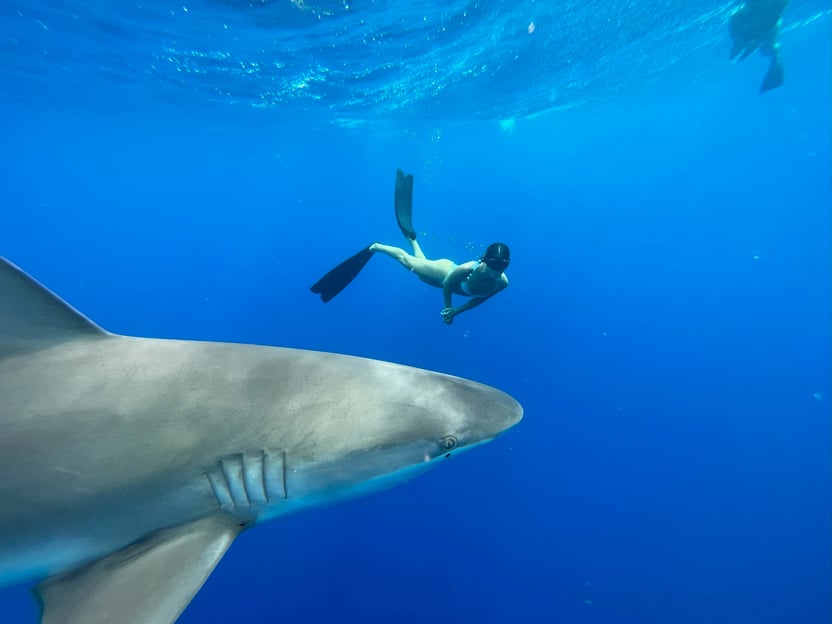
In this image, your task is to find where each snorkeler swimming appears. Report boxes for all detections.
[729,0,789,93]
[310,169,510,325]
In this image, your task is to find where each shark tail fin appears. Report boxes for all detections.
[35,515,243,624]
[0,256,108,351]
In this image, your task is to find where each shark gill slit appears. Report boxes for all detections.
[282,450,288,499]
[237,453,252,505]
[243,451,268,504]
[221,456,249,508]
[205,467,233,511]
[260,450,270,503]
[206,450,287,511]
[221,459,236,508]
[220,459,239,508]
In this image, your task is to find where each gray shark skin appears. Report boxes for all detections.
[0,256,523,623]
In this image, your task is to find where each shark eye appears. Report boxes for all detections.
[442,435,458,451]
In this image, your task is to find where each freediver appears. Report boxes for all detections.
[729,0,789,93]
[311,169,510,325]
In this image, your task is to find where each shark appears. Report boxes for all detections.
[0,255,523,623]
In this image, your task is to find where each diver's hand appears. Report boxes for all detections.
[441,308,455,325]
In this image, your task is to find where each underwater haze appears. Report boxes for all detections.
[1,0,831,623]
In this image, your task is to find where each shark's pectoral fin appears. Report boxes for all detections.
[34,515,243,624]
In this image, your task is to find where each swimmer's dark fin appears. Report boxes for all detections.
[760,56,784,93]
[310,245,375,303]
[394,168,417,240]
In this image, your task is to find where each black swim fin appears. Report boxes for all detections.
[760,56,784,93]
[310,245,375,303]
[394,168,417,240]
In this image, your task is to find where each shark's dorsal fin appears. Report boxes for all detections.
[35,515,243,624]
[0,256,108,347]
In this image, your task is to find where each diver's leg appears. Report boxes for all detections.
[760,39,784,93]
[410,239,426,259]
[370,242,416,267]
[760,33,777,58]
[369,242,453,288]
[371,241,431,267]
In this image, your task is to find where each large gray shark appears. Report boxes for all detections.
[0,256,522,623]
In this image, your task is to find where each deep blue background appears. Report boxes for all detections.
[1,9,830,624]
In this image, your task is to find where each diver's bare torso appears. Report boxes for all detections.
[444,260,509,297]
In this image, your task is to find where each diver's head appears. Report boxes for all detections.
[481,242,510,273]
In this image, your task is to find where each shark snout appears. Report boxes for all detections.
[450,379,523,443]
[493,391,524,434]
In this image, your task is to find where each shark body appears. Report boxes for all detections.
[0,256,522,623]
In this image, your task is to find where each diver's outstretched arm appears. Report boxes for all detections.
[441,294,495,325]
[441,278,508,325]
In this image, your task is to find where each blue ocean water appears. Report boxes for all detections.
[1,0,830,622]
